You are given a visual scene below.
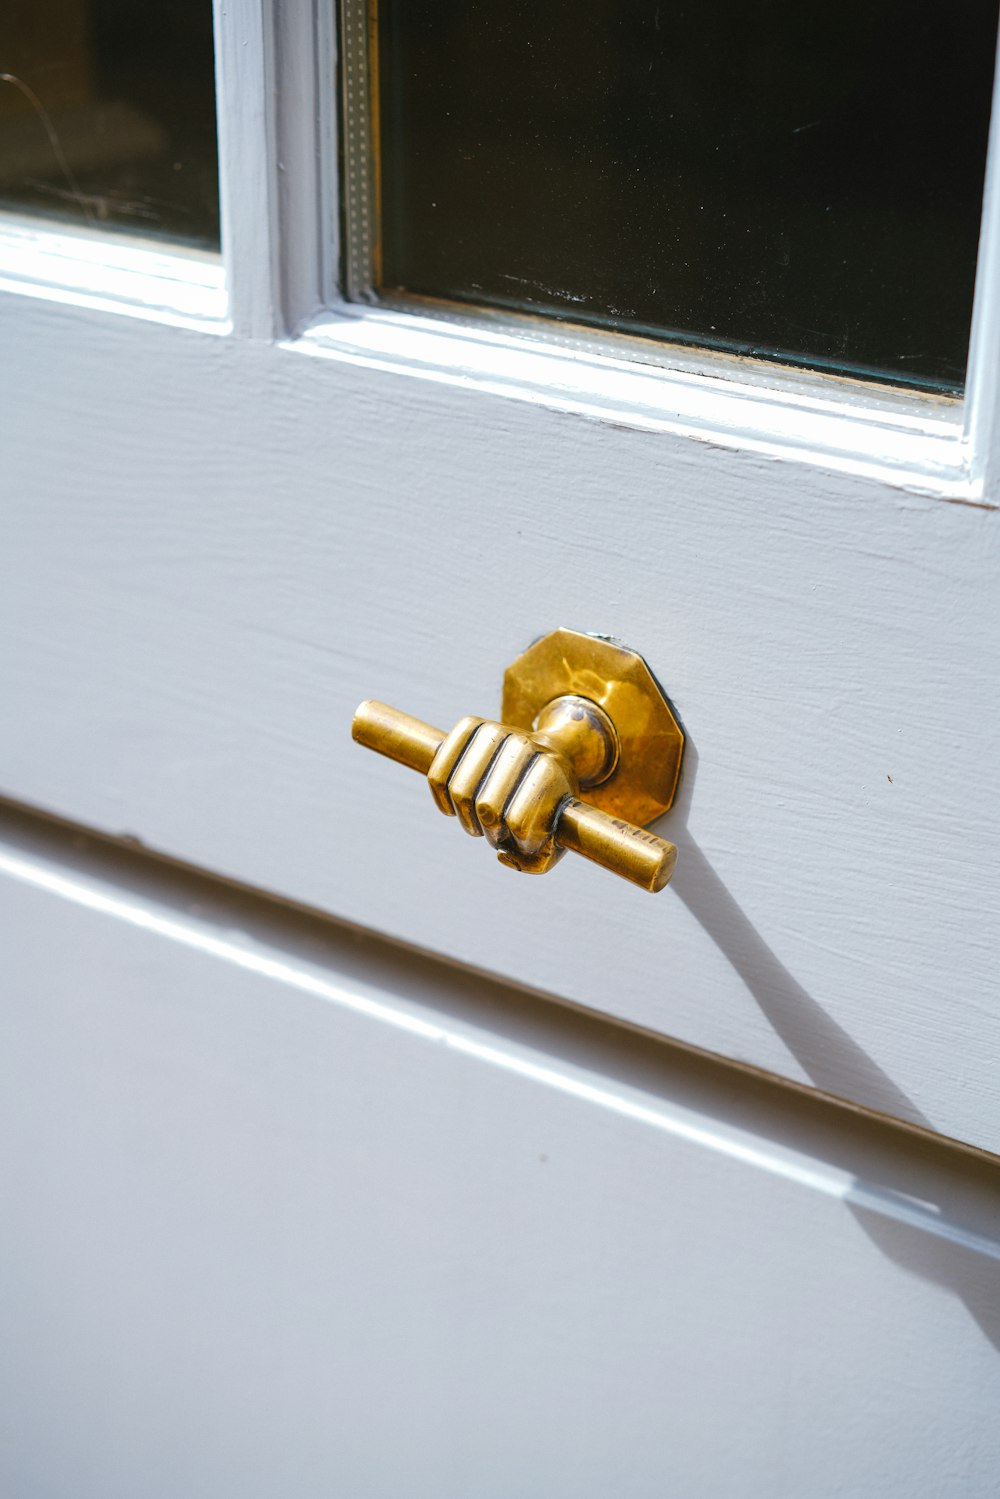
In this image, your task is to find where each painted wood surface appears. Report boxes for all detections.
[1,287,998,1154]
[1,0,998,1154]
[2,811,999,1499]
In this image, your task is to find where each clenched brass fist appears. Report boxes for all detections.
[427,716,578,874]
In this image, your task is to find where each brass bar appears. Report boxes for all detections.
[351,699,444,774]
[351,700,678,892]
[557,800,677,893]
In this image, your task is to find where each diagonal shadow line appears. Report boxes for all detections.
[672,838,928,1131]
[666,741,1000,1352]
[1,790,996,1353]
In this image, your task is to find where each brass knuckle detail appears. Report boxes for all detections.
[351,628,684,894]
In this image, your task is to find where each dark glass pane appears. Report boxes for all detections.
[0,0,219,248]
[375,1,998,392]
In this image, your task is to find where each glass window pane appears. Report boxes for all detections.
[0,0,219,248]
[364,1,998,393]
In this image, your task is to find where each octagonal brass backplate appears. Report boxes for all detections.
[501,628,684,826]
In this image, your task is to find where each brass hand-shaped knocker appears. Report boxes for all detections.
[352,629,684,893]
[428,714,579,875]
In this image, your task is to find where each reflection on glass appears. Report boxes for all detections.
[374,1,998,392]
[0,0,219,248]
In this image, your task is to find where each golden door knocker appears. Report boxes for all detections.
[351,628,684,893]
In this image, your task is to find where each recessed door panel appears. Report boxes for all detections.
[2,818,998,1498]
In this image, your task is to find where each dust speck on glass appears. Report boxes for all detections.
[341,1,998,394]
[0,0,219,248]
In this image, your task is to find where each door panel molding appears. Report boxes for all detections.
[2,295,998,1151]
[2,802,999,1497]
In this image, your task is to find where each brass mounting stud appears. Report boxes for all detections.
[501,627,684,827]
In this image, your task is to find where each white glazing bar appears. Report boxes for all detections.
[0,215,227,330]
[213,0,279,339]
[964,25,1000,505]
[268,0,334,332]
[296,307,970,498]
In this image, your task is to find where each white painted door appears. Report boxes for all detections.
[2,5,999,1492]
[3,808,1000,1498]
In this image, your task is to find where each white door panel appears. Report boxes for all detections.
[2,814,998,1499]
[4,7,999,1489]
[2,290,998,1150]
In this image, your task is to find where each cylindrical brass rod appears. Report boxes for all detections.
[557,801,676,893]
[352,699,677,893]
[352,699,443,774]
